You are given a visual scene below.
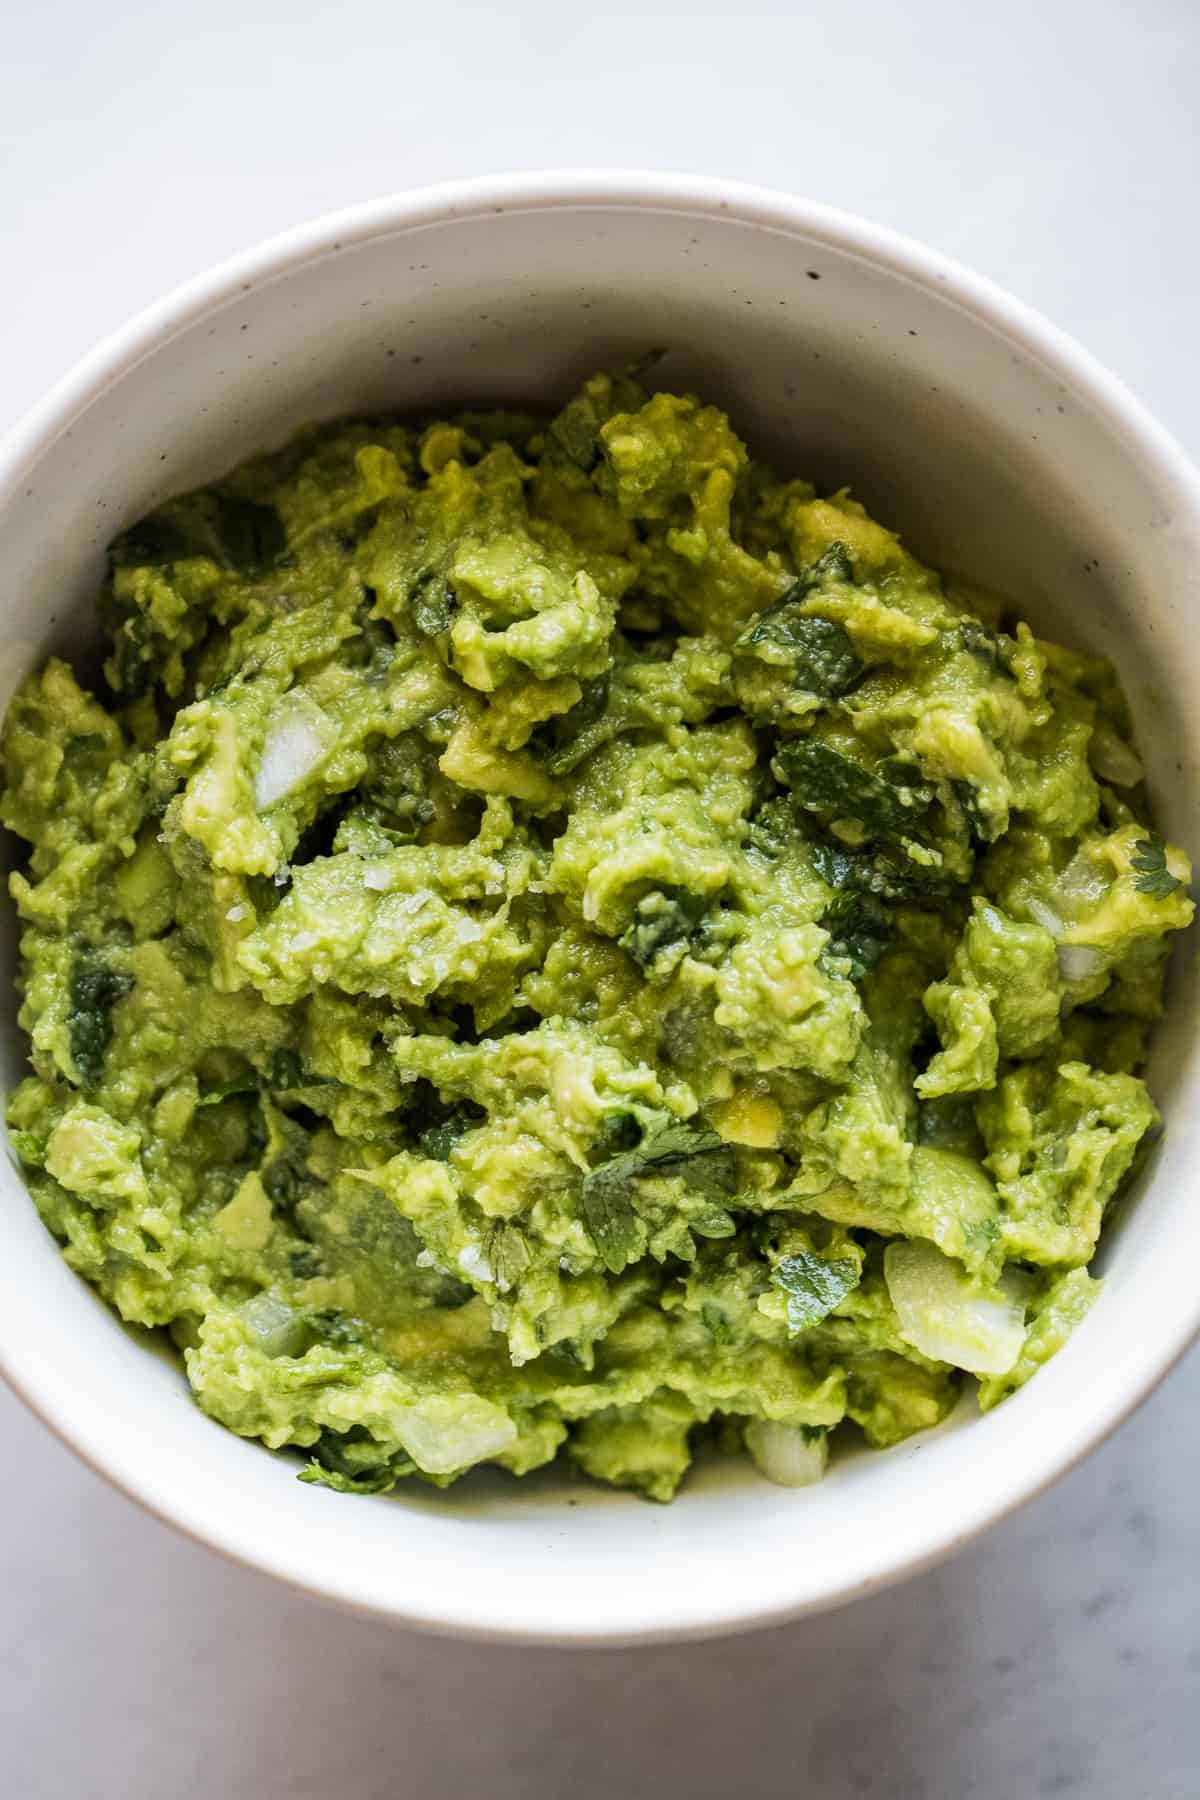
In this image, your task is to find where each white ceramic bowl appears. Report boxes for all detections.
[1,172,1198,1645]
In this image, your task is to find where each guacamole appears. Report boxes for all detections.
[3,371,1192,1502]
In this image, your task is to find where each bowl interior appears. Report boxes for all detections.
[2,184,1199,1642]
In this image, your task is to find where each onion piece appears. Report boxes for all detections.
[255,690,336,811]
[1089,725,1144,788]
[241,1294,305,1358]
[1056,942,1105,983]
[457,1244,494,1284]
[745,1420,829,1488]
[1024,897,1065,940]
[884,1240,1027,1376]
[1053,851,1109,911]
[391,1395,517,1474]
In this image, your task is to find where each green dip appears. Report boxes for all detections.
[3,371,1192,1500]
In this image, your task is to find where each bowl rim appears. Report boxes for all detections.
[2,168,1199,1646]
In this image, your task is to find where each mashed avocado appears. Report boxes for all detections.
[3,371,1192,1501]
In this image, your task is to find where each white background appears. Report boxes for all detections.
[3,3,1199,1795]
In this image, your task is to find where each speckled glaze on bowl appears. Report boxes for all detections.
[1,172,1198,1645]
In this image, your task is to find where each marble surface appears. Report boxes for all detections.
[2,2,1199,1794]
[3,1356,1197,1799]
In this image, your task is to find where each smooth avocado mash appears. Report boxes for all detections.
[3,370,1192,1502]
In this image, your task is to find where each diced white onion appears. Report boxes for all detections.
[241,1294,303,1358]
[884,1240,1027,1376]
[1054,852,1109,911]
[1024,897,1065,940]
[224,903,248,923]
[457,1245,494,1283]
[1057,942,1104,983]
[1089,729,1144,788]
[745,1420,829,1488]
[363,865,389,892]
[255,694,334,811]
[391,1396,517,1474]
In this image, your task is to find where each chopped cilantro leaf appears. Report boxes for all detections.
[419,1108,481,1162]
[810,836,955,901]
[298,1428,408,1494]
[298,1461,399,1495]
[269,1048,306,1090]
[67,958,134,1087]
[736,606,863,699]
[581,1121,738,1273]
[732,545,863,721]
[1131,835,1183,900]
[800,542,854,589]
[772,1250,860,1332]
[821,890,894,978]
[950,614,1012,677]
[951,778,995,843]
[619,888,707,980]
[774,740,933,837]
[305,1307,361,1346]
[580,1174,641,1276]
[531,675,616,776]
